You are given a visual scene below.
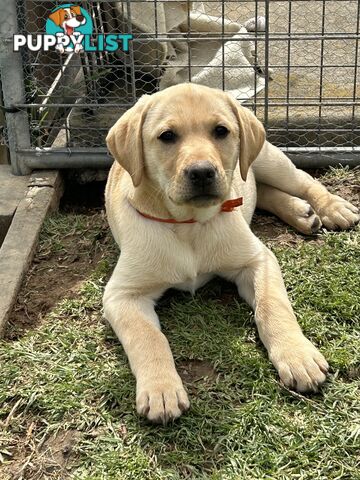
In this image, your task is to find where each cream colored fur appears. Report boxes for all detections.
[103,84,359,424]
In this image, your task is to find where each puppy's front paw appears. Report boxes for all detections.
[136,373,190,424]
[270,336,329,392]
[318,194,359,230]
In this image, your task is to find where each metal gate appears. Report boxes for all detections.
[1,1,359,175]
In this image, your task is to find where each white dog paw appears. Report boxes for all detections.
[270,336,329,392]
[244,16,266,32]
[317,194,359,230]
[290,198,322,235]
[136,375,190,424]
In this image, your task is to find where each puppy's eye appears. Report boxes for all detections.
[214,125,229,138]
[158,130,177,143]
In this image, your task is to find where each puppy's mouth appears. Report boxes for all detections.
[186,194,222,207]
[169,193,222,208]
[65,25,74,35]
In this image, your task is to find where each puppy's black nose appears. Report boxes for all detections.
[76,15,85,22]
[185,161,217,187]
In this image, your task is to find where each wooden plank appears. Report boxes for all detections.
[0,170,63,335]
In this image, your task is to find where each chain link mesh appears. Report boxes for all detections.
[1,1,359,165]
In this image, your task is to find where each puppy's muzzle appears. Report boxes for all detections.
[184,161,219,199]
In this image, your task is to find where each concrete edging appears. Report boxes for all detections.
[0,170,63,335]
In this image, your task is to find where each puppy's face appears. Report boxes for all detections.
[106,84,265,208]
[49,7,85,34]
[142,87,239,207]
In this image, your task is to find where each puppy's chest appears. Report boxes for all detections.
[163,217,255,284]
[161,241,216,287]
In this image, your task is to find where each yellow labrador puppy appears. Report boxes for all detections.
[104,83,359,424]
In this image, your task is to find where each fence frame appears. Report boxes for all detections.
[1,0,360,175]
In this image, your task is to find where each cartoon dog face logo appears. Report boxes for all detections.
[49,6,87,53]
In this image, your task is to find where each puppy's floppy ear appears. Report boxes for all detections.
[228,96,265,181]
[49,9,63,26]
[106,95,151,187]
[71,6,82,16]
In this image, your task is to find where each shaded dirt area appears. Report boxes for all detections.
[5,209,113,340]
[5,179,114,340]
[4,426,81,480]
[178,359,218,384]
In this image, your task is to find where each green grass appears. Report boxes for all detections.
[0,169,359,479]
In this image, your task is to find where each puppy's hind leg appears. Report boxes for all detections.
[257,183,322,235]
[253,142,359,230]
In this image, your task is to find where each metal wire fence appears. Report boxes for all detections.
[0,0,359,174]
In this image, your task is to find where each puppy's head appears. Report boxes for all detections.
[106,84,265,208]
[49,6,85,30]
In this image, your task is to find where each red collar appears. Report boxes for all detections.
[136,197,243,224]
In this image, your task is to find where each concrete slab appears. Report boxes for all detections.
[0,165,30,245]
[0,170,63,335]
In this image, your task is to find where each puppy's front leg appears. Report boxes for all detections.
[233,247,329,392]
[103,284,189,424]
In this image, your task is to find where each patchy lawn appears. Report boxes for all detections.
[0,167,359,479]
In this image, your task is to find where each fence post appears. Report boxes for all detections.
[0,0,31,175]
